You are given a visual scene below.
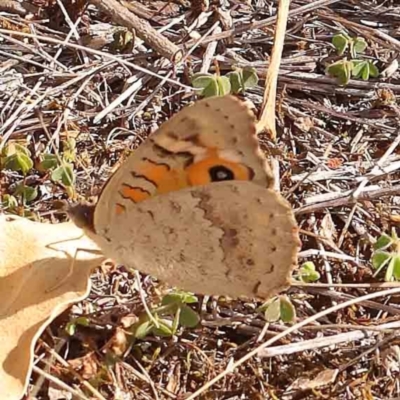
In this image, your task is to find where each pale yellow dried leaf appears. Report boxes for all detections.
[0,215,104,400]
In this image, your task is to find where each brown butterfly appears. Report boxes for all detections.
[69,96,300,299]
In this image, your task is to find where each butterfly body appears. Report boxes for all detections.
[69,96,300,299]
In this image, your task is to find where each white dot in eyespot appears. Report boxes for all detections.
[209,165,234,182]
[217,170,229,180]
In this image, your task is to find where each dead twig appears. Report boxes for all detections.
[295,184,400,215]
[257,0,290,140]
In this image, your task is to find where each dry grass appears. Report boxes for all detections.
[2,0,400,399]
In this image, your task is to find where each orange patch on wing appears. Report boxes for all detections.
[157,169,189,194]
[115,203,126,215]
[120,185,151,203]
[136,159,189,195]
[186,152,251,186]
[137,160,171,186]
[118,153,252,204]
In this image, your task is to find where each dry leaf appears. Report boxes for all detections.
[294,116,314,133]
[320,212,337,245]
[291,369,338,390]
[107,327,129,357]
[381,59,399,79]
[0,215,104,400]
[68,352,99,380]
[390,214,400,223]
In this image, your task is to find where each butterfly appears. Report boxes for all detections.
[69,96,300,299]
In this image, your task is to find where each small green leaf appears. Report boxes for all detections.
[326,59,353,85]
[75,316,90,327]
[308,270,321,282]
[374,234,393,251]
[256,298,272,313]
[352,60,378,81]
[13,183,38,203]
[181,293,198,304]
[264,298,281,322]
[133,320,153,339]
[301,261,316,272]
[361,62,370,80]
[39,154,59,170]
[216,76,231,96]
[343,60,353,83]
[2,194,18,209]
[299,262,320,283]
[369,62,379,78]
[372,250,392,270]
[352,37,367,56]
[51,163,75,186]
[162,291,197,305]
[162,293,183,306]
[385,257,395,281]
[4,152,33,175]
[13,144,31,156]
[332,33,349,56]
[23,187,37,202]
[279,296,296,323]
[191,74,219,98]
[179,304,200,328]
[352,60,364,66]
[351,59,365,74]
[392,255,400,280]
[242,67,259,89]
[152,320,174,337]
[62,138,76,162]
[191,72,213,81]
[201,78,219,98]
[352,60,370,80]
[227,71,242,94]
[65,322,77,336]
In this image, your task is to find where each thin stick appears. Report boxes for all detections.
[292,281,400,288]
[259,323,400,358]
[295,184,400,215]
[134,270,160,329]
[257,0,290,140]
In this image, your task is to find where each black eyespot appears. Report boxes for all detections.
[209,165,235,181]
